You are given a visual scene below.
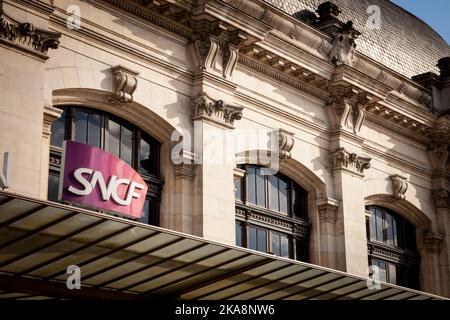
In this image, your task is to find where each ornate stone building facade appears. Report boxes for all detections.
[0,0,449,298]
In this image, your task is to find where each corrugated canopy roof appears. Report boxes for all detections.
[0,191,445,300]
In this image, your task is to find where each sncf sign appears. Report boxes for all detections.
[59,141,148,218]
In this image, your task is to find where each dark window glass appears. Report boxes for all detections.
[247,167,256,205]
[271,232,289,258]
[87,113,101,148]
[272,233,280,255]
[292,185,308,219]
[74,111,88,144]
[50,109,66,148]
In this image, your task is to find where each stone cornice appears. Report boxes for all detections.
[0,11,60,60]
[318,198,340,224]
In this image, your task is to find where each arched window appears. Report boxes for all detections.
[48,106,162,225]
[366,206,419,289]
[235,165,310,261]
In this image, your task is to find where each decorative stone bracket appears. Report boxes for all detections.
[390,174,408,200]
[192,92,243,128]
[190,21,247,78]
[328,85,377,134]
[233,167,245,192]
[109,65,139,104]
[433,189,449,209]
[0,12,60,60]
[427,116,450,170]
[330,147,371,176]
[278,129,295,159]
[42,105,63,139]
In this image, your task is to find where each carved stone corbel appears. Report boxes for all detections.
[433,189,449,209]
[390,174,408,200]
[330,147,371,176]
[352,93,377,134]
[109,65,139,104]
[192,92,243,128]
[223,31,247,78]
[0,12,60,60]
[278,129,295,159]
[327,85,358,131]
[427,116,450,170]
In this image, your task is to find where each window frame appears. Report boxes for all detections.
[235,164,310,262]
[366,205,420,289]
[48,106,162,225]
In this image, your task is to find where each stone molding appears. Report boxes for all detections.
[390,174,408,201]
[192,92,243,128]
[433,189,449,209]
[327,85,376,134]
[0,12,60,60]
[330,147,371,176]
[424,232,443,253]
[318,198,340,224]
[42,105,63,139]
[109,65,139,104]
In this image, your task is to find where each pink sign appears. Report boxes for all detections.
[59,140,148,218]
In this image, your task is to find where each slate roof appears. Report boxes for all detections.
[263,0,450,78]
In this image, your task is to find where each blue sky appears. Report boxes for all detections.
[391,0,450,44]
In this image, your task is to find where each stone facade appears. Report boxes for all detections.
[0,0,449,297]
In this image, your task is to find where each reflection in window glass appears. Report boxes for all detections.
[256,168,265,207]
[269,175,279,211]
[121,125,132,165]
[249,226,257,250]
[385,213,394,246]
[47,173,60,202]
[50,109,66,148]
[87,113,101,148]
[279,178,288,214]
[235,177,242,201]
[247,167,256,204]
[74,111,88,144]
[139,137,152,174]
[281,235,289,258]
[271,233,280,255]
[236,222,243,246]
[375,209,383,241]
[369,213,376,241]
[139,198,150,224]
[257,228,267,252]
[106,119,120,158]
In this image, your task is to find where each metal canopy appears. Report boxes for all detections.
[0,191,446,300]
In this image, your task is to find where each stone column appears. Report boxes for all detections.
[330,145,371,276]
[191,93,243,244]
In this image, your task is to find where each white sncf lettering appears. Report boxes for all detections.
[68,167,145,206]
